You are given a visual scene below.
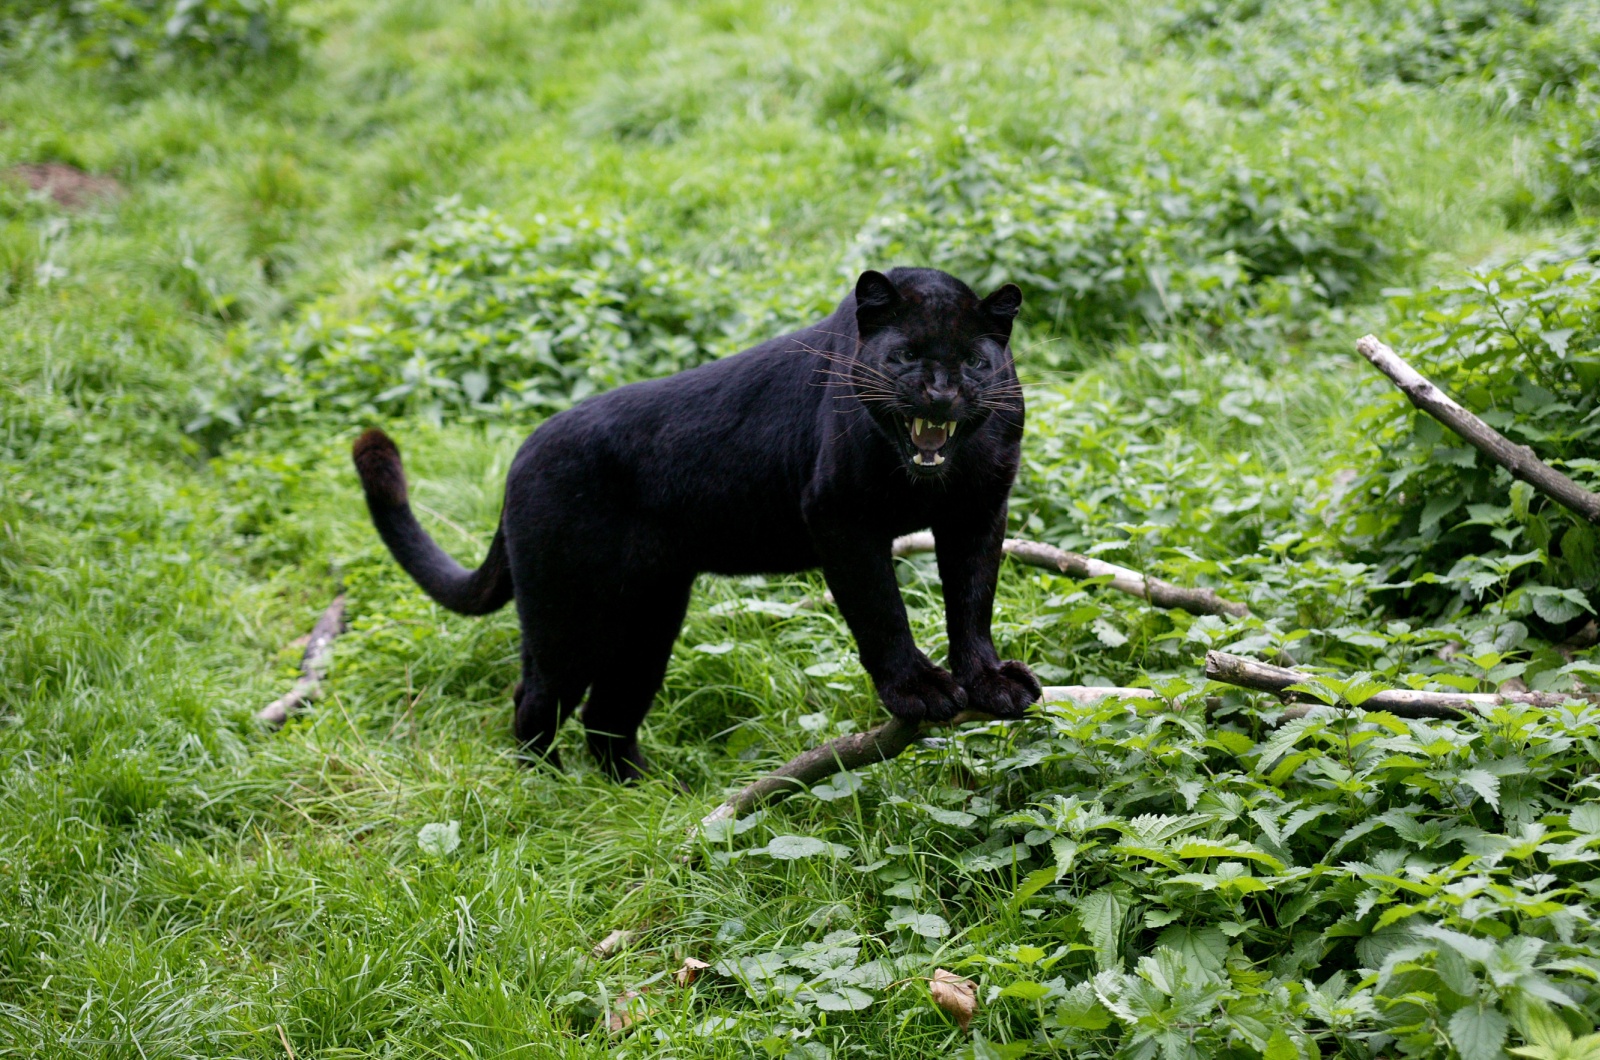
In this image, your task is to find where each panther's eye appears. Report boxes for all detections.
[966,348,991,369]
[885,346,915,365]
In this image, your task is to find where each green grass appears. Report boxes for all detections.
[3,0,1599,1056]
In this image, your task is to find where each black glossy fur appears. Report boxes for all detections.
[353,267,1041,781]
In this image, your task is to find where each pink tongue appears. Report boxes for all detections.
[913,422,948,448]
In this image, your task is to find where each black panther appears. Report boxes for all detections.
[352,267,1041,780]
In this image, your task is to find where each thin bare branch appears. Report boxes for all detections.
[893,532,1249,618]
[1204,649,1596,719]
[257,595,347,729]
[1357,334,1600,525]
[695,684,1154,830]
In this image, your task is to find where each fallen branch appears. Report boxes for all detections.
[256,595,346,729]
[1356,334,1600,525]
[697,684,1155,828]
[893,532,1249,618]
[1205,649,1594,719]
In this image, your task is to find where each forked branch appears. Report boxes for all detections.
[1356,334,1600,525]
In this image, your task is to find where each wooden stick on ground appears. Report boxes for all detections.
[257,595,346,729]
[1356,334,1600,525]
[697,685,1156,828]
[1205,649,1594,719]
[893,532,1249,618]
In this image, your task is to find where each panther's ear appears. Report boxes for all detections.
[980,283,1023,322]
[854,270,901,330]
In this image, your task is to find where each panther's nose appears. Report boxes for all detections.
[924,383,958,419]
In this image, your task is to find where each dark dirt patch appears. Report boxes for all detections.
[5,162,122,209]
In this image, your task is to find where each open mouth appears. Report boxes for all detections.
[906,417,957,467]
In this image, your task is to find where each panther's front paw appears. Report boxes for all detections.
[876,662,968,723]
[962,660,1042,718]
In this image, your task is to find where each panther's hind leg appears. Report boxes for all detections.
[511,617,591,769]
[582,575,694,783]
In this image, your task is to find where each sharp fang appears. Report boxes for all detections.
[912,453,926,466]
[932,453,945,466]
[913,417,925,435]
[946,420,957,437]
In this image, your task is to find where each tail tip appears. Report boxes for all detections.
[352,427,407,505]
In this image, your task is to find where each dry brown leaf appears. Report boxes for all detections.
[606,989,651,1035]
[675,956,710,986]
[929,968,978,1031]
[592,929,633,958]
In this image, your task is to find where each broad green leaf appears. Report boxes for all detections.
[1110,842,1184,870]
[926,806,978,827]
[1208,730,1255,756]
[765,836,831,860]
[810,987,874,1011]
[1053,984,1112,1030]
[1435,943,1480,997]
[1416,925,1496,966]
[1450,1006,1509,1060]
[810,772,863,801]
[1517,1002,1574,1051]
[1076,891,1128,973]
[1051,837,1081,877]
[1155,924,1227,973]
[1173,840,1285,871]
[1264,1028,1299,1060]
[1459,768,1502,811]
[886,907,950,939]
[1091,617,1128,647]
[998,980,1052,1002]
[1015,867,1057,903]
[1527,585,1593,624]
[1375,905,1423,931]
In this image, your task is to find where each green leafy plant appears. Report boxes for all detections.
[1516,97,1600,218]
[190,200,804,435]
[3,0,308,71]
[854,139,1390,352]
[1342,246,1600,642]
[1161,0,1600,114]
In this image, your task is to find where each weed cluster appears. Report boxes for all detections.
[2,0,307,73]
[856,139,1388,352]
[193,202,771,433]
[1344,245,1600,647]
[694,686,1600,1058]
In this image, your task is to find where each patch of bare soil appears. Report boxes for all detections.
[5,162,122,209]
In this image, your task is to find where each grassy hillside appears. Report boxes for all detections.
[2,1,1599,1056]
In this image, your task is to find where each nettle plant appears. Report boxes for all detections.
[699,689,1600,1058]
[191,201,799,435]
[1343,247,1600,657]
[1162,0,1600,114]
[2,0,307,72]
[1520,96,1600,218]
[852,140,1389,355]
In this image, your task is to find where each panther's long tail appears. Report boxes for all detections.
[351,428,514,615]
